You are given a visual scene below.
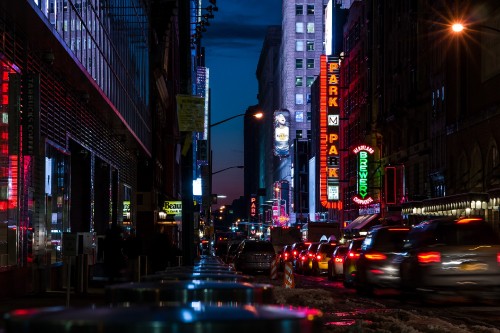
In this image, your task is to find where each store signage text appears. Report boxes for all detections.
[163,201,182,215]
[352,145,374,205]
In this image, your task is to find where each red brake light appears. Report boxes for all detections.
[365,253,387,260]
[418,251,441,264]
[334,257,343,263]
[316,254,322,261]
[348,251,360,258]
[497,253,500,263]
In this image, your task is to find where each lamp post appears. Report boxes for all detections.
[204,111,263,243]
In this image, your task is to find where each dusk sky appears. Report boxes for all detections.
[202,0,281,208]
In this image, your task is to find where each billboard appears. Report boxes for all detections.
[352,145,375,205]
[273,110,290,157]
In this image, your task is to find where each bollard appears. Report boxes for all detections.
[283,262,295,288]
[270,256,278,280]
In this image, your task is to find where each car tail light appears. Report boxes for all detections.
[293,250,298,256]
[417,251,441,264]
[334,257,343,263]
[365,253,387,260]
[308,252,315,258]
[497,253,500,263]
[316,254,322,261]
[348,251,360,259]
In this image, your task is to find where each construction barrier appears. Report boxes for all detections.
[270,256,278,280]
[283,262,295,288]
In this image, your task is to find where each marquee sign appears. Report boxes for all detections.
[319,55,342,209]
[352,145,374,205]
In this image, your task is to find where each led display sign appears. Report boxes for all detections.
[319,55,342,209]
[163,201,182,215]
[352,145,374,205]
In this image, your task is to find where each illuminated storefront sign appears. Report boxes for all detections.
[319,55,342,209]
[163,201,182,215]
[352,145,374,205]
[273,110,290,157]
[250,196,257,218]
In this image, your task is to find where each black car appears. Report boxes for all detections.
[355,225,410,295]
[233,239,276,274]
[397,217,500,302]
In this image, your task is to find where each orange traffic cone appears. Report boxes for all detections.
[283,261,295,288]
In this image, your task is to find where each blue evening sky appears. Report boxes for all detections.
[202,0,281,207]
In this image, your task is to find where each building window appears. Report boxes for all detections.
[295,94,304,105]
[307,111,312,121]
[306,58,314,69]
[296,112,304,123]
[295,76,303,87]
[306,41,314,51]
[306,94,311,104]
[296,4,303,15]
[306,76,315,87]
[296,22,304,33]
[307,22,315,33]
[296,40,304,51]
[307,130,312,138]
[296,129,303,138]
[307,5,314,15]
[296,58,303,69]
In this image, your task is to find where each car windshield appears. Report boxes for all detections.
[244,241,275,252]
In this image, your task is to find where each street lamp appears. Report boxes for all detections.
[210,111,263,128]
[204,110,263,242]
[211,165,244,175]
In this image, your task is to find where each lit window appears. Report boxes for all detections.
[295,76,303,87]
[296,94,304,105]
[306,94,311,104]
[296,59,303,69]
[306,41,314,51]
[307,22,315,33]
[296,40,304,51]
[296,5,303,15]
[296,129,303,138]
[306,59,314,69]
[296,113,304,123]
[307,5,314,15]
[296,22,304,33]
[306,76,315,87]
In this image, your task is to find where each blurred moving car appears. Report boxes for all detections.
[354,225,410,295]
[311,242,337,276]
[398,217,500,302]
[343,237,365,288]
[327,245,348,281]
[233,239,276,274]
[296,242,321,275]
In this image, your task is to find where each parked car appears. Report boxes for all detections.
[233,239,276,274]
[327,245,348,281]
[296,242,321,275]
[398,217,500,302]
[343,237,365,288]
[354,225,411,295]
[311,242,338,276]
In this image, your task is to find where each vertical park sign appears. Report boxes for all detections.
[319,55,342,209]
[352,145,374,205]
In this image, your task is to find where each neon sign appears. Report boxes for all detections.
[352,145,374,205]
[319,55,342,209]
